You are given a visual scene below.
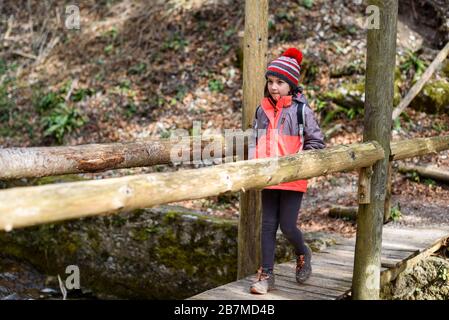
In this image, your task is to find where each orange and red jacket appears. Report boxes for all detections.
[249,94,325,192]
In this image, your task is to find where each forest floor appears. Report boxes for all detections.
[0,0,448,238]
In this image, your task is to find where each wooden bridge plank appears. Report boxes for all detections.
[190,225,449,300]
[191,279,260,300]
[383,226,449,245]
[275,266,352,291]
[381,241,422,251]
[324,239,424,269]
[276,274,350,294]
[313,252,355,264]
[323,243,416,258]
[190,276,333,300]
[272,276,341,299]
[277,257,355,280]
[277,262,353,279]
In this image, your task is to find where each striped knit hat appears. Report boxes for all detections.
[265,48,303,89]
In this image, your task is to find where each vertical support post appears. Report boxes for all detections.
[238,0,268,279]
[384,161,393,222]
[352,0,398,299]
[358,166,373,204]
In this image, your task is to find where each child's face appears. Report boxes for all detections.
[267,75,290,101]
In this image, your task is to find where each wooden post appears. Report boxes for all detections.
[384,161,393,223]
[352,0,398,300]
[238,0,268,279]
[358,166,373,204]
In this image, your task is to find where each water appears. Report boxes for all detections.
[0,254,97,300]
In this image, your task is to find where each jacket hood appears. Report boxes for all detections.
[292,92,307,105]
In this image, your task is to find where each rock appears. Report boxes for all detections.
[2,293,22,300]
[304,231,339,252]
[320,82,365,110]
[397,20,423,53]
[442,61,449,78]
[410,79,449,114]
[40,288,58,294]
[322,79,402,112]
[381,256,449,300]
[0,205,307,299]
[308,238,327,253]
[329,59,365,78]
[399,0,449,48]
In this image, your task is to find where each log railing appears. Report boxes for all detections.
[0,141,384,230]
[1,133,448,180]
[0,135,448,231]
[0,135,238,180]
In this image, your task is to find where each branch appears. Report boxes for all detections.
[392,41,449,120]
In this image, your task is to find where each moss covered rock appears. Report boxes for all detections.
[381,256,449,300]
[0,205,321,299]
[442,61,449,78]
[410,79,449,114]
[321,82,365,110]
[321,73,402,112]
[0,174,88,190]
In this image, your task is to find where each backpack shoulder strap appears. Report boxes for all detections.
[255,105,260,120]
[296,101,305,150]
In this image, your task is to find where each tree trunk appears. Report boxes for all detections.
[0,142,384,231]
[353,0,398,300]
[384,161,393,222]
[238,0,268,279]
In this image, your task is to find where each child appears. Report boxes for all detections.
[249,48,325,294]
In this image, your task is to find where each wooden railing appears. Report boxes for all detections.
[0,135,237,179]
[0,135,448,231]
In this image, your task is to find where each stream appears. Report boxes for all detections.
[0,254,97,300]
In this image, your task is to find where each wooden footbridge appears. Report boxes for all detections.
[190,224,449,300]
[0,134,448,300]
[1,0,449,300]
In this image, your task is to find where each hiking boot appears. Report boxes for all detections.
[296,245,312,283]
[249,268,275,294]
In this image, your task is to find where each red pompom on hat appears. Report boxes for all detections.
[282,48,303,65]
[265,47,303,89]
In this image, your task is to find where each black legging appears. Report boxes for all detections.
[261,189,307,271]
